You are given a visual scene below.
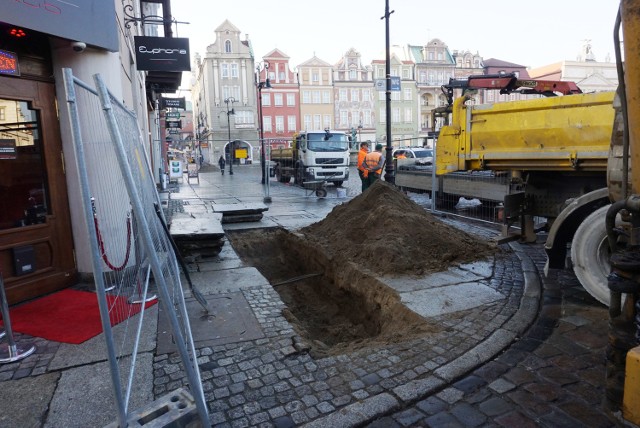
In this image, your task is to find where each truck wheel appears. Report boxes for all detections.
[571,205,617,306]
[294,164,304,185]
[277,168,289,183]
[334,181,343,187]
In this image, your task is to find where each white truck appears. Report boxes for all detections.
[271,130,350,188]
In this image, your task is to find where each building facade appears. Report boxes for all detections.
[0,0,182,304]
[192,20,259,166]
[297,56,335,132]
[372,47,419,148]
[332,48,375,147]
[259,49,300,149]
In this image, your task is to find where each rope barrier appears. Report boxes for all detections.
[91,197,132,272]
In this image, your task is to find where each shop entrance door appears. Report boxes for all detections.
[0,76,77,304]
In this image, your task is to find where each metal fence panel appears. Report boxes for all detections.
[62,68,208,427]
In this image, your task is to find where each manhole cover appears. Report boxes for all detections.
[156,291,264,354]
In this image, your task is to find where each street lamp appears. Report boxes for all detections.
[256,61,272,187]
[224,97,236,175]
[382,0,395,184]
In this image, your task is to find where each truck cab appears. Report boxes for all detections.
[272,129,350,187]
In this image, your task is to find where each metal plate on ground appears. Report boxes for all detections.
[156,292,264,354]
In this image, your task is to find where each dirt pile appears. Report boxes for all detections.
[301,180,496,276]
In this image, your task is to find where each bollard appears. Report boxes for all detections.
[0,272,36,363]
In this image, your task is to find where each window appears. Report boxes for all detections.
[340,110,348,126]
[402,68,410,79]
[304,115,312,130]
[438,52,443,61]
[322,91,331,104]
[275,116,284,132]
[231,63,238,78]
[222,86,231,100]
[363,89,371,102]
[0,99,49,230]
[221,63,229,78]
[392,107,401,123]
[302,91,311,104]
[0,107,4,121]
[379,107,386,123]
[339,89,348,102]
[279,71,286,81]
[312,72,319,82]
[287,93,295,106]
[404,88,412,101]
[263,116,272,132]
[323,115,331,129]
[351,89,359,102]
[428,52,434,60]
[287,115,296,131]
[404,107,412,123]
[234,110,254,125]
[312,91,321,104]
[391,92,400,101]
[349,69,357,80]
[379,91,385,101]
[224,40,232,53]
[274,93,283,106]
[262,92,271,106]
[363,110,372,126]
[313,114,321,129]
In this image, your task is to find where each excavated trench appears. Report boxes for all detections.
[227,228,440,357]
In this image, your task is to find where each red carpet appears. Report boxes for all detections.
[0,288,156,344]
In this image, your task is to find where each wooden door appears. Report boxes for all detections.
[0,76,77,304]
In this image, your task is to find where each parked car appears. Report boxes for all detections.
[392,148,433,165]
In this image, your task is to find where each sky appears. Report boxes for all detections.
[170,0,620,87]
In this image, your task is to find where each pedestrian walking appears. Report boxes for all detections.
[218,155,226,175]
[361,143,385,191]
[357,141,369,192]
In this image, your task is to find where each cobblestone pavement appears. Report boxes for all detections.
[368,240,622,427]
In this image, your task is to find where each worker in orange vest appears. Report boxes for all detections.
[361,143,385,191]
[357,141,369,192]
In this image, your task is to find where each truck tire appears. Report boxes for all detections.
[275,167,290,183]
[571,204,619,306]
[294,163,304,185]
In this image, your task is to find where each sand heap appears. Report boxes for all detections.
[301,180,496,276]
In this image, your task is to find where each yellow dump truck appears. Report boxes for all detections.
[434,90,616,305]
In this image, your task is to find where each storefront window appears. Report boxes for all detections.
[0,98,49,230]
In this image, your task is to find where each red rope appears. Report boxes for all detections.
[92,199,132,272]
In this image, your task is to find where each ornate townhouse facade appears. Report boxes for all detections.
[192,20,259,165]
[297,56,335,132]
[332,48,376,146]
[258,49,300,149]
[372,46,420,147]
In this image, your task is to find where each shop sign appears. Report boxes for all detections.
[4,0,118,52]
[165,111,181,119]
[0,50,20,76]
[0,139,17,159]
[161,97,186,110]
[166,120,182,129]
[134,37,190,72]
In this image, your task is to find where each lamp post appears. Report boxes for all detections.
[256,61,272,187]
[382,0,395,184]
[224,97,236,175]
